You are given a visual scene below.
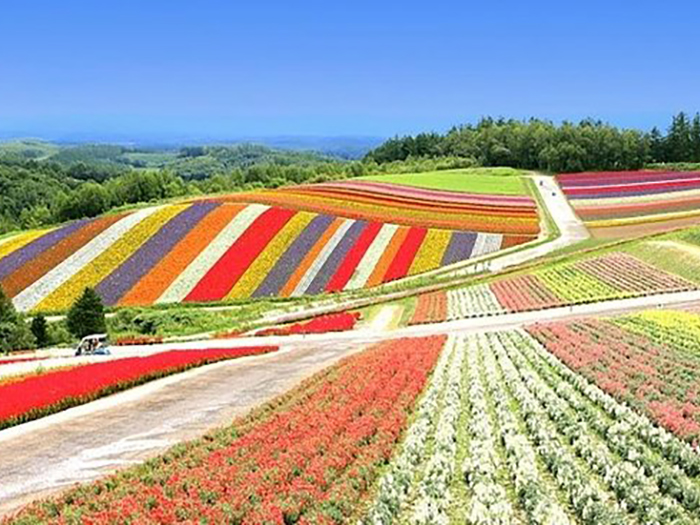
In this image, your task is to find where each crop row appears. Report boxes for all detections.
[0,345,277,430]
[362,329,700,524]
[436,252,694,323]
[558,170,700,227]
[0,197,534,312]
[529,309,700,441]
[6,336,446,524]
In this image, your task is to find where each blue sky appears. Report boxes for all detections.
[0,0,698,140]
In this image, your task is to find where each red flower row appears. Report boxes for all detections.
[256,311,361,337]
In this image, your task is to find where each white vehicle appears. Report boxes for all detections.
[75,334,111,356]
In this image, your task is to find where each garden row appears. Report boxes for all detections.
[5,336,446,524]
[529,308,700,441]
[408,252,694,324]
[0,345,278,431]
[558,170,700,232]
[363,330,700,524]
[0,179,538,313]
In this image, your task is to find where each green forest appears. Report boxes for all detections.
[1,112,699,236]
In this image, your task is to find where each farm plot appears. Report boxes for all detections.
[0,176,539,313]
[558,170,700,237]
[529,309,700,441]
[363,330,700,524]
[436,252,693,323]
[5,336,446,524]
[0,346,277,431]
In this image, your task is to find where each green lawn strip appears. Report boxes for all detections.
[357,168,528,195]
[621,242,700,285]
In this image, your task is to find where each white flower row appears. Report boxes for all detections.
[291,218,354,296]
[462,335,515,525]
[360,335,456,525]
[345,223,399,290]
[511,329,700,515]
[447,283,505,320]
[479,333,573,525]
[471,233,504,258]
[14,206,160,312]
[410,335,464,525]
[157,204,269,304]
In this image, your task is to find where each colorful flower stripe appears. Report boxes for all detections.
[290,219,353,297]
[226,211,316,300]
[364,226,411,287]
[344,223,399,290]
[212,192,539,234]
[13,208,159,312]
[252,214,335,298]
[279,217,344,297]
[156,204,264,304]
[0,220,87,280]
[120,204,242,306]
[0,345,277,430]
[96,203,217,306]
[501,234,535,250]
[37,205,186,311]
[408,228,451,275]
[185,207,296,302]
[558,171,700,228]
[0,229,54,264]
[441,231,477,266]
[283,185,539,216]
[8,336,444,524]
[325,221,382,292]
[304,220,368,295]
[255,311,360,336]
[0,214,125,298]
[471,232,503,258]
[382,227,428,283]
[310,179,536,206]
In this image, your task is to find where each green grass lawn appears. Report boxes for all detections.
[357,167,528,195]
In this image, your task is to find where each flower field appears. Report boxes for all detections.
[0,345,277,430]
[440,252,693,323]
[529,309,700,442]
[254,311,361,336]
[363,330,700,524]
[558,170,700,235]
[0,178,539,313]
[5,336,445,524]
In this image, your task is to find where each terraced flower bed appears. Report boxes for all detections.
[363,330,700,524]
[0,346,277,430]
[0,177,539,313]
[558,170,700,236]
[5,336,445,524]
[438,252,694,323]
[529,309,700,441]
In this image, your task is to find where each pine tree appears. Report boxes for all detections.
[30,314,50,348]
[0,285,36,352]
[691,114,700,162]
[66,288,107,340]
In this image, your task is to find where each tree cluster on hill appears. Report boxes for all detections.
[366,113,700,172]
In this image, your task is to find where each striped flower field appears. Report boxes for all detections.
[558,170,700,235]
[0,179,539,312]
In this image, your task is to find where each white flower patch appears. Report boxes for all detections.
[14,206,161,312]
[447,283,505,320]
[360,336,456,525]
[291,219,353,297]
[471,233,503,258]
[344,223,399,290]
[156,204,269,304]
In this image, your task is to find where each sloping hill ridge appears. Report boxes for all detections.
[0,178,540,312]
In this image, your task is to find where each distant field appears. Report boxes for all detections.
[358,167,528,195]
[558,170,700,238]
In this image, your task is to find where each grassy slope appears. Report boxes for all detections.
[357,168,528,195]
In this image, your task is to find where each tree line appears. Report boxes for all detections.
[365,113,700,172]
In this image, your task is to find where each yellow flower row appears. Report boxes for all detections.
[226,211,316,300]
[408,229,452,276]
[38,205,188,311]
[0,228,53,262]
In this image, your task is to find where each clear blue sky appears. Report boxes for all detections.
[1,0,698,140]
